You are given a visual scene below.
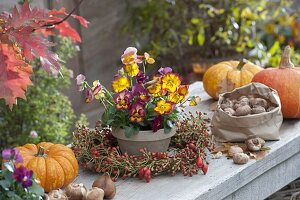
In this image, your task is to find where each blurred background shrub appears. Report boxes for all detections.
[123,0,300,80]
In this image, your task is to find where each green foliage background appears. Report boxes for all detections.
[0,37,80,149]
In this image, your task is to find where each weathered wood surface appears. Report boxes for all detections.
[76,82,300,200]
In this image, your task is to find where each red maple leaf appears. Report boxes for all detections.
[0,44,33,109]
[46,7,89,42]
[7,0,47,28]
[9,27,60,75]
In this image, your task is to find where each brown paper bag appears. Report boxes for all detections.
[211,82,283,142]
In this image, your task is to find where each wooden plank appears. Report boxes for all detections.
[76,82,300,200]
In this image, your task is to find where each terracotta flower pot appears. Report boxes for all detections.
[112,128,176,155]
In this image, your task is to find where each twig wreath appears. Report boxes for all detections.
[72,112,214,182]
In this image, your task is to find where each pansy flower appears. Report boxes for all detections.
[2,148,23,163]
[154,100,174,115]
[113,90,132,110]
[132,84,150,102]
[136,71,148,84]
[144,52,155,64]
[112,76,130,93]
[147,83,165,97]
[129,101,146,122]
[158,67,172,75]
[189,96,201,106]
[121,47,138,65]
[85,89,93,103]
[152,115,163,132]
[92,80,105,99]
[13,166,33,188]
[124,63,139,77]
[162,73,181,93]
[169,85,189,103]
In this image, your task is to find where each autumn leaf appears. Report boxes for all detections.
[55,21,82,42]
[0,44,33,109]
[8,27,60,75]
[7,0,47,28]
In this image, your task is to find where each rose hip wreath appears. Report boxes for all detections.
[72,112,214,182]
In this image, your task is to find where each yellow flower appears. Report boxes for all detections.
[144,52,155,64]
[189,96,201,106]
[162,73,181,93]
[169,85,189,103]
[147,83,164,97]
[112,76,130,93]
[154,100,173,115]
[121,47,137,65]
[124,63,139,77]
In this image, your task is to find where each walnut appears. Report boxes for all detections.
[235,105,251,116]
[267,106,275,112]
[224,108,235,116]
[245,135,265,152]
[250,98,268,109]
[251,106,266,114]
[228,146,243,157]
[233,153,249,165]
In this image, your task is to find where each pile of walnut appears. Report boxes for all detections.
[221,95,276,116]
[44,173,116,200]
[229,135,266,165]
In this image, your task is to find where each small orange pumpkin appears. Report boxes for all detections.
[203,59,263,99]
[16,142,78,192]
[252,46,300,118]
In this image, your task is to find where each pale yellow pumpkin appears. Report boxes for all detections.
[203,60,262,99]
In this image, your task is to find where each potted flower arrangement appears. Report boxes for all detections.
[77,47,199,155]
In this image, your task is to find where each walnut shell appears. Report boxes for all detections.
[245,135,265,152]
[250,98,268,109]
[251,106,266,114]
[221,100,234,110]
[224,108,235,116]
[228,146,243,157]
[235,105,251,116]
[267,106,275,112]
[233,153,249,165]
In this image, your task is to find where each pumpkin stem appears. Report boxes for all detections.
[36,146,45,157]
[279,46,294,69]
[237,59,247,70]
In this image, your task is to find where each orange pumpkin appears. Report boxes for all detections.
[16,142,78,192]
[252,46,300,118]
[203,59,263,99]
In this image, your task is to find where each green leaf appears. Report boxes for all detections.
[0,180,10,189]
[124,125,139,138]
[3,170,13,183]
[3,163,14,172]
[29,181,44,197]
[197,32,205,46]
[268,41,280,56]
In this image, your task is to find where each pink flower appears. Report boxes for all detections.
[132,84,150,102]
[113,90,133,110]
[121,47,138,65]
[2,148,23,163]
[76,74,86,91]
[129,101,146,122]
[29,130,38,138]
[158,67,172,75]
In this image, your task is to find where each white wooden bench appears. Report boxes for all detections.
[76,82,300,200]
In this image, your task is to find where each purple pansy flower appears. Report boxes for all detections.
[76,74,86,91]
[132,84,151,102]
[85,89,94,103]
[152,115,163,132]
[158,67,172,75]
[13,166,33,188]
[113,90,133,110]
[2,148,23,163]
[136,71,148,84]
[129,101,146,122]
